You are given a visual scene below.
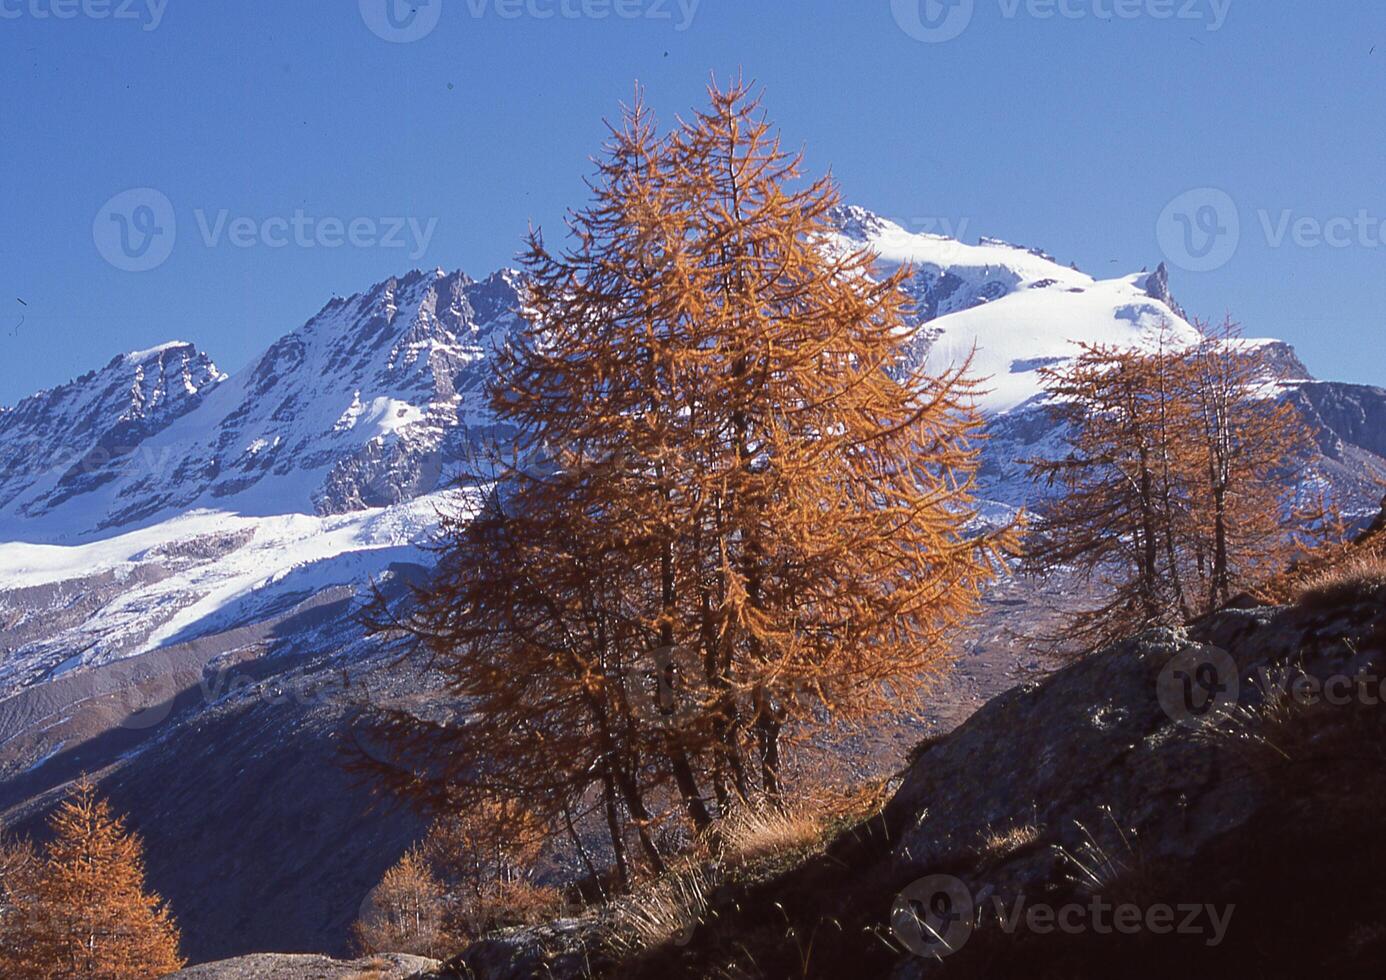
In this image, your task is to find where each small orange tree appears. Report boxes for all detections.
[1024,328,1201,647]
[1185,318,1327,609]
[353,801,561,954]
[422,801,561,941]
[0,779,184,980]
[352,847,449,958]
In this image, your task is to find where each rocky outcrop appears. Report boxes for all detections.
[1286,379,1386,460]
[415,920,608,980]
[169,952,437,979]
[1139,262,1188,321]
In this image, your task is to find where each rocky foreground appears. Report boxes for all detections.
[398,556,1386,978]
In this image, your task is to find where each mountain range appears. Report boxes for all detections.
[1,207,1383,961]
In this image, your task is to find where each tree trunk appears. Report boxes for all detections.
[562,805,605,900]
[600,768,631,892]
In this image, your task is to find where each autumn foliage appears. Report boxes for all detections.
[1025,317,1328,648]
[353,801,561,956]
[358,80,1004,884]
[0,778,184,980]
[352,848,448,959]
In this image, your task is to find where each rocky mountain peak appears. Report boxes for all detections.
[1139,261,1188,320]
[826,204,894,242]
[0,342,224,522]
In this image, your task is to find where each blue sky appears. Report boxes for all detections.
[2,0,1383,405]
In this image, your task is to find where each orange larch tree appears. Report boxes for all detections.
[509,79,1006,811]
[1184,317,1326,610]
[352,847,449,959]
[358,80,1004,877]
[1024,329,1201,647]
[1026,317,1328,649]
[0,778,184,980]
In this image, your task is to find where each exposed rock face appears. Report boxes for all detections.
[1287,380,1386,460]
[417,921,606,980]
[1253,339,1313,382]
[1139,262,1188,321]
[0,343,223,522]
[877,592,1386,978]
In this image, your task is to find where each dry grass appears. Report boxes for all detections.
[716,804,831,867]
[1197,659,1383,770]
[1053,808,1140,895]
[1294,550,1386,610]
[604,865,711,956]
[1197,665,1305,763]
[706,779,888,869]
[603,788,881,960]
[979,821,1040,859]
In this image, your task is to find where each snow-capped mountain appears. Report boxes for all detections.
[0,342,224,526]
[0,268,521,543]
[0,267,526,695]
[831,205,1205,413]
[0,206,1383,961]
[823,206,1374,508]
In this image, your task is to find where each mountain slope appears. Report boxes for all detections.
[437,549,1386,979]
